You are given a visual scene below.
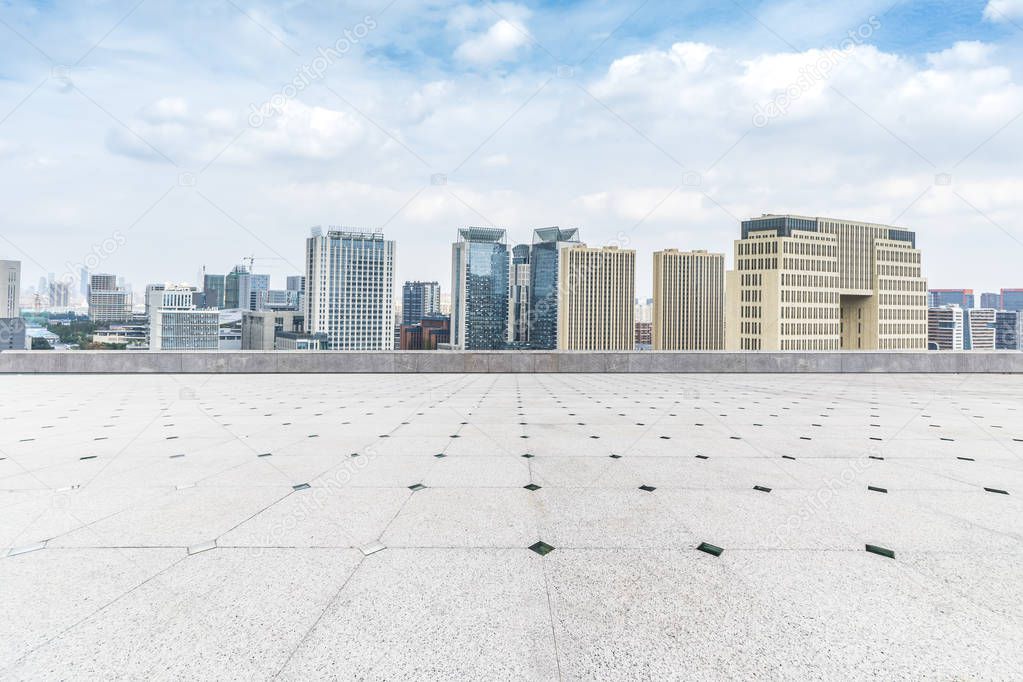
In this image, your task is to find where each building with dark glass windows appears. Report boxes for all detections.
[402,281,441,326]
[928,289,974,309]
[528,227,581,349]
[450,227,509,350]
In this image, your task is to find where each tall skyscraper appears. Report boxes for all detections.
[981,292,1000,309]
[48,280,71,308]
[402,281,441,326]
[529,227,582,349]
[148,285,220,351]
[451,227,509,350]
[1000,289,1023,312]
[305,228,395,350]
[203,274,226,309]
[928,306,965,350]
[225,266,249,310]
[1,260,20,318]
[557,244,635,351]
[286,275,306,313]
[928,289,974,309]
[995,311,1022,350]
[652,249,725,350]
[509,244,531,344]
[88,273,133,322]
[725,215,927,351]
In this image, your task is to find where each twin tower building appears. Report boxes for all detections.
[304,214,927,352]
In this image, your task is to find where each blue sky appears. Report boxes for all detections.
[1,0,1023,300]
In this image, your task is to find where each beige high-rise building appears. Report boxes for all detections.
[652,249,724,350]
[557,245,635,350]
[725,215,927,351]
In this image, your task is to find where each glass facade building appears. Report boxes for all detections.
[928,289,974,309]
[402,281,441,326]
[528,227,581,349]
[203,274,226,309]
[995,311,1022,350]
[1001,289,1023,312]
[451,227,509,350]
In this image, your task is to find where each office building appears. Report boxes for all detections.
[241,310,314,350]
[224,266,267,311]
[557,244,635,351]
[275,331,327,350]
[47,280,71,309]
[635,298,654,325]
[995,311,1022,350]
[928,289,974,309]
[148,285,219,351]
[509,245,531,343]
[286,275,306,312]
[529,227,582,349]
[203,274,226,309]
[450,227,509,350]
[999,289,1023,312]
[725,215,927,351]
[400,315,451,350]
[980,292,1000,309]
[1,260,20,318]
[305,228,395,350]
[255,289,301,311]
[88,273,133,322]
[652,249,725,350]
[964,308,996,350]
[927,306,965,351]
[402,281,441,326]
[92,324,148,348]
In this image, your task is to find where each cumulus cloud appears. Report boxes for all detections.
[454,19,531,65]
[984,0,1023,22]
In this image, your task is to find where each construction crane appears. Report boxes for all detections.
[242,255,285,271]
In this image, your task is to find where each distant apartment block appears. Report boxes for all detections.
[964,308,996,350]
[451,227,509,350]
[995,311,1022,350]
[726,215,927,351]
[635,321,652,349]
[305,228,395,350]
[88,273,133,322]
[148,285,219,351]
[928,306,964,350]
[980,292,1000,309]
[402,281,441,326]
[529,227,581,349]
[557,245,635,351]
[1,260,20,318]
[928,289,974,309]
[652,249,724,350]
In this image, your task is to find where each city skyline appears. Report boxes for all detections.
[3,2,1023,296]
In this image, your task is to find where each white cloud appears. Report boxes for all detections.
[454,19,531,65]
[984,0,1023,22]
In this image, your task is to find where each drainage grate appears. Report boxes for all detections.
[528,541,555,556]
[609,454,622,459]
[753,485,772,493]
[434,453,446,458]
[984,487,1009,495]
[522,453,534,458]
[293,483,311,491]
[524,484,542,491]
[80,455,97,460]
[639,485,656,492]
[409,483,426,491]
[865,544,895,559]
[868,486,888,494]
[258,453,272,458]
[659,436,670,440]
[695,454,709,460]
[869,455,885,461]
[782,455,796,460]
[957,457,975,462]
[170,454,185,459]
[696,542,723,557]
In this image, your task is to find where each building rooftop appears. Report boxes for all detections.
[1,373,1021,677]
